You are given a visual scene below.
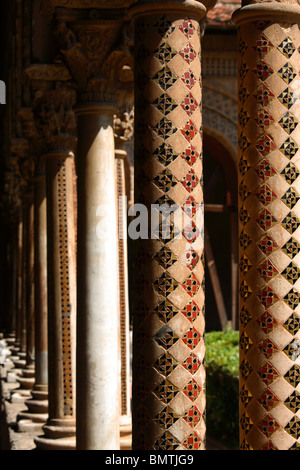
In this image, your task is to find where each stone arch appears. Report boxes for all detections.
[202,82,238,166]
[202,86,239,330]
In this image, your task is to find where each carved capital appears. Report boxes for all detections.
[26,64,71,83]
[54,17,133,104]
[34,87,77,153]
[0,139,34,219]
[17,108,39,142]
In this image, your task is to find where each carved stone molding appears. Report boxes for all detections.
[26,64,71,83]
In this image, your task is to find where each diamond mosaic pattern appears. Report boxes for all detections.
[133,14,204,450]
[237,22,300,450]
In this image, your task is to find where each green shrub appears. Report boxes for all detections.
[205,328,239,449]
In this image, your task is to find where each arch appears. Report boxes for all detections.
[202,82,238,166]
[203,131,239,331]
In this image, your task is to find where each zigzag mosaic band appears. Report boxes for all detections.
[132,12,206,450]
[236,18,300,450]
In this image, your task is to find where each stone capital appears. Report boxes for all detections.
[54,15,133,105]
[33,87,77,154]
[0,139,33,218]
[233,0,300,25]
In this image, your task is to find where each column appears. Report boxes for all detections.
[114,107,134,449]
[33,87,77,450]
[6,217,22,358]
[75,102,120,450]
[129,0,209,450]
[10,209,24,362]
[17,160,49,431]
[19,190,35,388]
[11,190,36,400]
[13,216,24,357]
[233,0,300,450]
[55,13,126,450]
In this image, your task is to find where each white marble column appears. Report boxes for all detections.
[75,103,120,450]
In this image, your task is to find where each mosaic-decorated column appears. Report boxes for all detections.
[114,107,134,448]
[233,1,300,450]
[33,88,77,450]
[130,0,208,450]
[54,12,131,449]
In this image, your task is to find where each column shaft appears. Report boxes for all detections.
[115,149,132,443]
[17,172,49,430]
[234,2,300,450]
[76,105,120,450]
[25,195,35,369]
[35,153,77,449]
[33,174,48,389]
[131,2,206,450]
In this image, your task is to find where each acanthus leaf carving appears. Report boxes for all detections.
[34,87,77,153]
[55,18,133,103]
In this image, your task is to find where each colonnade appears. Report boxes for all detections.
[1,0,300,451]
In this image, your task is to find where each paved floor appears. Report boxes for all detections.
[0,349,225,451]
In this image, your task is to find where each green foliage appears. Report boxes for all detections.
[205,328,239,449]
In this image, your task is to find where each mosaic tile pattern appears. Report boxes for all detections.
[237,20,300,450]
[47,157,76,418]
[132,13,205,450]
[116,157,131,418]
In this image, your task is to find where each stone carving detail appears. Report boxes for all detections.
[237,20,300,450]
[33,88,77,152]
[0,139,35,219]
[132,14,205,450]
[114,107,134,146]
[55,19,132,104]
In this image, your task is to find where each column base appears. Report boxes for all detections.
[34,419,76,450]
[120,416,132,450]
[17,417,48,433]
[16,366,35,390]
[13,359,26,369]
[16,376,35,390]
[5,336,16,346]
[34,435,76,450]
[17,390,49,432]
[25,389,48,412]
[10,389,32,403]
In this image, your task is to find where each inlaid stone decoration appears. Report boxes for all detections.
[132,12,205,450]
[236,17,300,450]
